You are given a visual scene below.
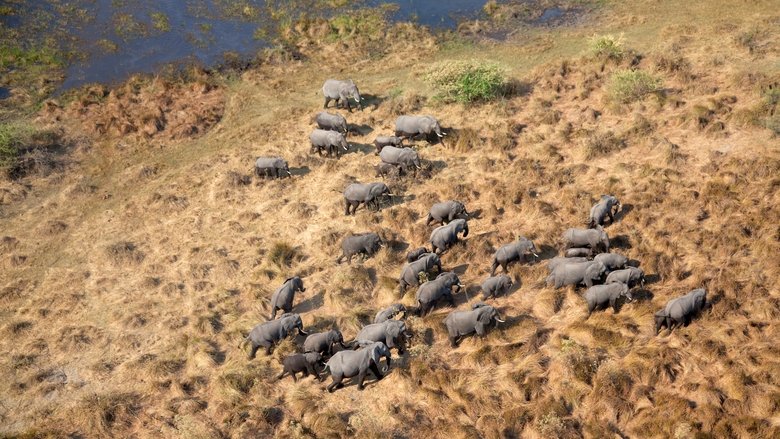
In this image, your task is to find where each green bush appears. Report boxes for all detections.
[424,60,507,104]
[589,34,625,61]
[606,69,661,104]
[0,123,23,169]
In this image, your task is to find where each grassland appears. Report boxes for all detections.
[0,0,779,437]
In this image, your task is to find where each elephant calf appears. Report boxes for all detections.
[303,329,345,357]
[405,247,430,263]
[430,218,469,254]
[491,238,539,276]
[255,157,291,179]
[584,283,632,317]
[276,352,324,382]
[374,162,397,178]
[563,226,609,253]
[337,233,383,264]
[241,313,308,358]
[588,195,620,228]
[605,267,645,288]
[343,182,393,215]
[269,276,306,320]
[416,272,462,316]
[481,275,513,300]
[656,288,707,334]
[324,342,390,392]
[374,135,404,153]
[546,261,606,289]
[399,253,442,296]
[374,304,406,324]
[315,111,348,135]
[594,253,628,272]
[427,200,470,226]
[444,303,504,347]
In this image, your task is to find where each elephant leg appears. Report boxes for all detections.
[270,307,277,320]
[475,323,486,337]
[323,97,329,108]
[490,260,499,276]
[327,375,343,392]
[247,344,259,360]
[610,298,617,313]
[501,262,508,274]
[449,336,459,347]
[265,345,273,355]
[357,369,367,390]
[291,371,298,382]
[344,200,351,216]
[370,363,384,380]
[447,293,455,307]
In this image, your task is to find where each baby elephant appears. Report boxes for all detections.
[374,136,404,153]
[315,111,348,135]
[337,233,383,264]
[605,267,645,288]
[565,247,593,258]
[594,253,628,272]
[303,329,346,357]
[276,352,324,382]
[481,275,513,300]
[584,283,632,317]
[269,276,306,320]
[416,272,462,316]
[430,218,469,254]
[656,288,707,334]
[374,162,397,178]
[406,247,430,263]
[374,303,406,323]
[255,157,291,179]
[588,195,620,228]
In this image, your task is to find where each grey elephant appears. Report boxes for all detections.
[426,200,470,226]
[565,247,593,258]
[584,283,632,317]
[490,238,539,275]
[276,352,324,382]
[547,256,588,273]
[316,111,348,135]
[430,218,469,254]
[416,272,462,315]
[374,303,407,323]
[444,302,505,347]
[355,319,411,354]
[324,341,390,392]
[374,136,404,153]
[379,145,422,176]
[322,79,362,112]
[255,157,291,179]
[546,261,606,289]
[240,313,308,358]
[406,247,430,263]
[269,276,306,320]
[343,182,392,215]
[563,226,609,253]
[654,309,671,334]
[588,195,621,228]
[657,288,707,333]
[303,329,346,357]
[481,275,513,300]
[310,129,349,157]
[593,253,628,272]
[374,162,398,178]
[395,115,445,145]
[337,232,383,264]
[605,267,645,288]
[398,252,442,295]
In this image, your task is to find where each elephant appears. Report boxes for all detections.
[398,252,442,295]
[426,200,470,226]
[547,256,588,273]
[374,135,405,153]
[406,247,430,263]
[429,218,469,254]
[588,195,621,228]
[654,309,671,334]
[481,275,513,300]
[416,272,463,316]
[324,341,390,392]
[563,226,609,253]
[303,329,346,357]
[269,276,306,320]
[584,283,632,317]
[355,319,411,354]
[374,162,398,178]
[374,303,407,323]
[546,261,606,289]
[395,115,445,145]
[343,182,393,215]
[322,79,362,112]
[660,288,707,332]
[593,253,628,272]
[444,302,505,347]
[565,247,593,258]
[379,145,422,176]
[490,238,539,275]
[337,232,383,264]
[254,157,291,179]
[310,129,349,157]
[316,111,348,135]
[605,267,645,288]
[240,313,308,358]
[276,352,324,382]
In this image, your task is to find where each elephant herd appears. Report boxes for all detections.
[242,80,709,392]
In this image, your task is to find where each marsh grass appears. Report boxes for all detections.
[424,60,507,104]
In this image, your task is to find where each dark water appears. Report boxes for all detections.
[0,87,10,100]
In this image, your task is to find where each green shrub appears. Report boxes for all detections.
[589,34,625,61]
[424,60,507,104]
[0,123,24,169]
[606,69,661,104]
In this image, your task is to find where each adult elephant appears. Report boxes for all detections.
[588,195,621,228]
[546,261,606,289]
[398,252,442,296]
[547,256,588,273]
[563,227,609,253]
[303,329,346,357]
[593,253,628,272]
[254,157,291,179]
[430,219,469,254]
[481,275,513,300]
[605,267,645,288]
[355,319,411,354]
[337,233,383,264]
[426,200,469,226]
[416,272,462,316]
[343,182,393,215]
[240,313,308,358]
[379,145,422,175]
[490,238,539,275]
[316,111,348,135]
[373,135,404,153]
[374,304,407,323]
[310,129,349,157]
[322,79,362,112]
[324,341,391,392]
[395,115,445,145]
[269,276,306,320]
[658,288,707,333]
[444,303,504,347]
[584,283,632,317]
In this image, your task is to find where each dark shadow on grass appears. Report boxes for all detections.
[613,203,634,224]
[610,235,632,250]
[295,291,324,314]
[290,166,311,177]
[349,123,374,136]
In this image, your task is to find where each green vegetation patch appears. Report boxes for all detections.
[606,69,661,104]
[589,34,625,61]
[150,12,171,32]
[424,60,507,104]
[0,123,24,168]
[327,9,386,41]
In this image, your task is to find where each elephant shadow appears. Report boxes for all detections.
[630,288,654,302]
[459,285,481,305]
[627,259,642,268]
[612,203,634,224]
[290,166,311,177]
[295,291,324,314]
[348,123,374,136]
[609,235,632,250]
[361,93,386,110]
[386,193,415,209]
[450,263,470,276]
[386,240,409,253]
[643,273,661,285]
[467,208,483,220]
[507,277,523,296]
[345,142,374,155]
[536,244,559,261]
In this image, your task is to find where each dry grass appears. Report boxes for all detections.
[1,0,779,437]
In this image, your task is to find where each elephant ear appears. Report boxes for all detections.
[369,345,382,365]
[478,307,494,325]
